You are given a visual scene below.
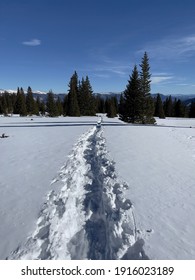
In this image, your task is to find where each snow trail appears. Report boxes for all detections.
[8,124,148,260]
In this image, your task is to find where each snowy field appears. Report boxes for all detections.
[0,116,195,259]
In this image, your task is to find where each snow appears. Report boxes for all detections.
[104,117,195,259]
[0,115,195,259]
[0,116,97,259]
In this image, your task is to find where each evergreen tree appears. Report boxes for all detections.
[164,95,173,117]
[0,98,3,114]
[174,99,185,117]
[67,71,80,116]
[36,97,45,115]
[118,93,125,119]
[35,96,41,115]
[78,76,95,115]
[14,87,27,116]
[99,97,105,113]
[189,102,195,118]
[94,95,106,113]
[139,52,155,123]
[26,86,38,115]
[120,65,143,123]
[1,92,8,115]
[106,97,117,118]
[56,96,63,116]
[2,91,14,114]
[46,90,58,117]
[154,94,165,118]
[63,95,68,116]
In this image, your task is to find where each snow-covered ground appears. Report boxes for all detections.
[104,117,195,260]
[0,116,195,259]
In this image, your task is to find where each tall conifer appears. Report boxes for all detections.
[67,71,80,116]
[121,65,143,123]
[140,52,155,123]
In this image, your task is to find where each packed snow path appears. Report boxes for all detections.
[8,124,148,260]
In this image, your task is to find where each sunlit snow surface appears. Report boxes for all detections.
[0,116,195,259]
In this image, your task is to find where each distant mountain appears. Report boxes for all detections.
[94,92,121,101]
[1,89,195,104]
[0,89,47,95]
[183,97,195,106]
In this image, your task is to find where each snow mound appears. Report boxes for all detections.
[8,126,148,260]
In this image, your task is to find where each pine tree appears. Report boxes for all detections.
[26,86,38,115]
[0,98,3,114]
[154,94,165,118]
[139,52,155,124]
[67,71,80,116]
[36,97,45,115]
[121,65,144,123]
[106,97,117,118]
[14,87,27,116]
[174,99,185,117]
[63,95,68,116]
[78,76,95,115]
[164,95,173,117]
[46,90,58,117]
[56,96,63,116]
[1,92,8,115]
[189,102,195,118]
[118,93,125,120]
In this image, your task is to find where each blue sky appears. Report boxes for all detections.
[1,0,195,95]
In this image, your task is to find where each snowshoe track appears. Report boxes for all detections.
[8,126,148,260]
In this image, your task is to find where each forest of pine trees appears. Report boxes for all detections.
[1,57,195,119]
[0,73,118,117]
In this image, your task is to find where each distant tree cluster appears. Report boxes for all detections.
[154,94,195,118]
[119,52,155,124]
[0,73,119,117]
[0,87,43,116]
[63,72,96,116]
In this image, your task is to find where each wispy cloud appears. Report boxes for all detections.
[22,39,41,46]
[151,76,173,84]
[93,73,110,78]
[94,65,129,77]
[137,34,195,60]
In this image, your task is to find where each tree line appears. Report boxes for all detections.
[154,93,195,118]
[1,53,195,119]
[0,74,118,117]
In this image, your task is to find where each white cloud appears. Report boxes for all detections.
[151,76,173,84]
[22,39,41,46]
